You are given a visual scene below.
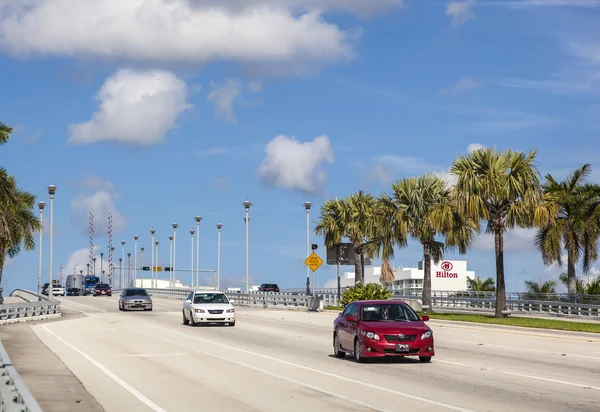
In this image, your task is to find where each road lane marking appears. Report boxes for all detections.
[126,327,391,412]
[445,339,600,360]
[59,299,109,313]
[131,325,475,412]
[434,359,466,366]
[73,328,116,332]
[59,304,99,318]
[118,353,189,357]
[41,325,167,412]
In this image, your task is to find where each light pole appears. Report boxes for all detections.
[133,235,139,284]
[217,223,222,291]
[169,235,173,287]
[304,201,312,295]
[37,201,45,300]
[93,257,97,276]
[86,263,90,277]
[118,258,122,287]
[100,253,104,282]
[190,229,195,289]
[172,223,178,288]
[155,241,160,288]
[110,247,115,287]
[195,216,202,291]
[243,200,252,293]
[150,229,155,288]
[47,185,56,298]
[140,247,145,288]
[127,253,131,287]
[121,240,125,289]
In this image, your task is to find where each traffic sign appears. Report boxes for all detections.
[153,266,163,272]
[305,252,323,272]
[142,266,150,271]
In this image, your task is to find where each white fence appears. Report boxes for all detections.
[0,290,61,325]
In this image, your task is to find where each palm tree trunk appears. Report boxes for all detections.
[353,245,362,286]
[422,243,432,312]
[567,251,577,298]
[494,227,507,318]
[0,253,4,304]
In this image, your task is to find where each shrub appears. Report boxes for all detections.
[340,283,392,307]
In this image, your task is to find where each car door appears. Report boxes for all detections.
[339,303,357,350]
[347,303,360,345]
[183,292,193,312]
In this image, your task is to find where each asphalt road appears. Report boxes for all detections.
[27,296,600,412]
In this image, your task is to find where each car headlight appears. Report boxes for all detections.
[194,308,205,313]
[421,330,433,340]
[123,300,130,303]
[360,330,380,341]
[226,308,235,313]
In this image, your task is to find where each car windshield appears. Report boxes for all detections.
[193,293,229,304]
[360,303,420,322]
[125,289,148,296]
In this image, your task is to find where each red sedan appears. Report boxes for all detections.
[333,299,434,363]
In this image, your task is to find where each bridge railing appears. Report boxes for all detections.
[0,290,61,324]
[0,337,43,412]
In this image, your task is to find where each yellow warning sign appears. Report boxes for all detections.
[305,252,323,272]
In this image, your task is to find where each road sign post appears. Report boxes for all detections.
[305,252,323,294]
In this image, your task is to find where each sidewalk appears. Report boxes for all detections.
[0,314,104,412]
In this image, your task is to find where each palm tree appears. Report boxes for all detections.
[466,276,496,292]
[450,148,557,318]
[376,174,478,311]
[314,191,380,286]
[524,279,557,295]
[558,272,585,294]
[0,122,12,146]
[535,164,600,296]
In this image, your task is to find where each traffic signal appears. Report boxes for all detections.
[164,267,171,271]
[142,266,150,271]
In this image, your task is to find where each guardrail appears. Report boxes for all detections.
[0,290,61,325]
[0,337,42,412]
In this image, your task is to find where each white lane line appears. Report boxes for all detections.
[59,299,109,313]
[434,359,466,366]
[132,325,475,412]
[125,326,392,412]
[118,353,189,357]
[59,304,99,318]
[445,339,600,360]
[41,325,167,412]
[72,328,116,332]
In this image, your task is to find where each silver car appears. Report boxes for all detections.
[119,288,153,311]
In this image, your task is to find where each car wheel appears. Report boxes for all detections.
[419,356,432,363]
[354,338,365,363]
[228,321,235,327]
[189,311,196,326]
[182,310,189,325]
[333,333,346,358]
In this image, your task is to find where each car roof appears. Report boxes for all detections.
[193,290,224,294]
[355,299,406,305]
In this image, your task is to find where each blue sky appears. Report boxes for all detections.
[1,0,600,293]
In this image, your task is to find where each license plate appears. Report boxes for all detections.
[395,344,409,352]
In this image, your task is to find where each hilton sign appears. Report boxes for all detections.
[436,261,459,278]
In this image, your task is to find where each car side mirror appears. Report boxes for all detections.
[185,299,191,303]
[346,315,356,322]
[421,315,429,321]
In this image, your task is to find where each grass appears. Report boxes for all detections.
[420,312,600,334]
[324,305,344,311]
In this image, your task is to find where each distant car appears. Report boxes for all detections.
[94,283,112,297]
[119,288,152,311]
[42,282,65,296]
[66,288,81,296]
[332,300,434,363]
[182,291,235,326]
[258,283,280,292]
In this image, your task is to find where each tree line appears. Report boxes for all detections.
[0,122,41,304]
[314,148,600,318]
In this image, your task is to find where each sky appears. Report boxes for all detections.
[1,0,600,294]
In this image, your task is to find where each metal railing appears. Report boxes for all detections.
[0,338,42,412]
[0,290,61,324]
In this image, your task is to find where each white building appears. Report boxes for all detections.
[341,259,475,292]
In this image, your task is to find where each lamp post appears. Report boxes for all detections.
[127,253,131,287]
[195,216,202,291]
[120,240,125,289]
[190,229,195,289]
[133,235,139,284]
[47,185,57,298]
[118,258,122,288]
[100,253,104,282]
[169,235,173,287]
[110,247,115,287]
[304,201,312,295]
[86,263,90,277]
[140,247,145,288]
[155,241,159,288]
[216,223,222,291]
[37,201,46,300]
[243,200,252,293]
[150,229,156,288]
[172,223,178,288]
[93,257,97,276]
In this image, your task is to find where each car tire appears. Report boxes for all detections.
[189,311,196,326]
[333,333,346,358]
[228,321,235,327]
[354,338,365,363]
[419,356,432,363]
[182,310,189,325]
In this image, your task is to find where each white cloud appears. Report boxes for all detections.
[446,0,476,26]
[68,69,191,145]
[492,0,600,8]
[467,142,486,153]
[206,78,263,123]
[0,0,370,75]
[370,155,436,185]
[65,246,110,278]
[472,227,538,253]
[71,177,127,237]
[439,76,483,95]
[258,134,334,193]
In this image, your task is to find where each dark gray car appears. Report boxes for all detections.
[119,288,153,311]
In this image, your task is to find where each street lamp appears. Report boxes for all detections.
[86,263,90,276]
[190,229,195,289]
[172,223,178,288]
[195,216,202,291]
[93,257,97,275]
[140,246,145,288]
[304,201,312,295]
[47,185,57,298]
[120,240,126,289]
[127,252,132,287]
[169,235,173,287]
[37,201,45,300]
[118,258,122,287]
[216,223,222,291]
[155,241,160,288]
[100,252,104,282]
[110,247,115,287]
[243,200,252,293]
[150,228,156,288]
[133,235,139,284]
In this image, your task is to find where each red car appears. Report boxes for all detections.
[94,283,112,296]
[333,299,434,363]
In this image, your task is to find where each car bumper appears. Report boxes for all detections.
[95,291,112,295]
[123,302,152,310]
[192,312,235,323]
[360,338,435,358]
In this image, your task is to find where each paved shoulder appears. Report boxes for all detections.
[0,317,104,412]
